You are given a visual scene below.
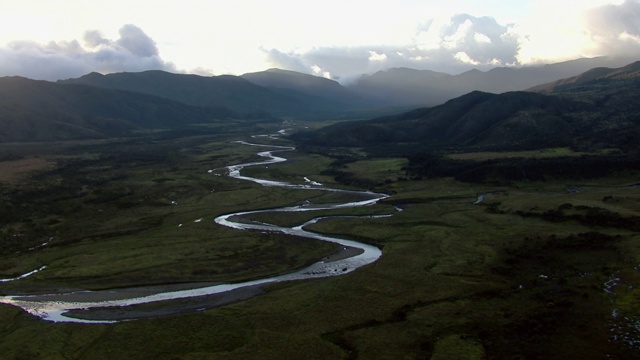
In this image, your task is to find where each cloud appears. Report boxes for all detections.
[3,3,634,84]
[311,65,332,79]
[454,52,480,65]
[260,48,310,74]
[83,30,111,48]
[585,0,640,56]
[474,33,492,44]
[425,14,520,66]
[368,51,388,62]
[263,13,520,82]
[0,24,175,80]
[264,47,376,82]
[116,24,158,57]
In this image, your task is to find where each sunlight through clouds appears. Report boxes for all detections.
[454,51,480,65]
[584,0,640,56]
[311,65,332,79]
[474,33,492,44]
[0,0,637,81]
[368,51,388,62]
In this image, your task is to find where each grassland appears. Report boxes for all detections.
[0,157,54,184]
[1,128,640,359]
[0,129,341,291]
[445,147,620,161]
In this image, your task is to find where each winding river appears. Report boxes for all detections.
[0,140,389,323]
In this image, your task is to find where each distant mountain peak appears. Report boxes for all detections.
[242,68,338,82]
[346,57,638,107]
[59,68,367,119]
[240,68,356,105]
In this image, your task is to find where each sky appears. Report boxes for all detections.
[0,0,638,83]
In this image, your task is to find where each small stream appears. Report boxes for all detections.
[0,140,389,323]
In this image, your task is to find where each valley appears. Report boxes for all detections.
[0,123,639,358]
[1,60,640,358]
[0,136,387,323]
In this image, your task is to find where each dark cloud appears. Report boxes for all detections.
[263,14,520,82]
[0,24,174,81]
[586,0,640,56]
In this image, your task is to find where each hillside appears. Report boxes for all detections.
[5,58,639,143]
[59,58,636,119]
[0,77,248,142]
[345,68,456,107]
[241,68,362,106]
[292,91,587,152]
[529,60,640,93]
[60,70,364,118]
[293,60,640,155]
[345,56,636,107]
[56,58,635,119]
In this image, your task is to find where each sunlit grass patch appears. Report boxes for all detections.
[446,147,620,161]
[343,157,408,182]
[0,157,54,184]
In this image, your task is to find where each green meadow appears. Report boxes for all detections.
[1,128,639,359]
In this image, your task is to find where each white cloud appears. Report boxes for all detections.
[311,65,332,79]
[454,51,480,65]
[115,24,158,57]
[619,31,640,42]
[264,13,521,81]
[414,18,443,51]
[474,33,492,44]
[0,1,635,82]
[261,48,310,74]
[442,19,474,49]
[368,51,388,62]
[0,24,175,80]
[584,0,640,56]
[83,30,111,48]
[510,0,637,64]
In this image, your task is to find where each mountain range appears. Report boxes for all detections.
[293,60,640,154]
[0,56,638,143]
[58,56,634,115]
[346,56,635,107]
[0,77,254,142]
[59,69,369,119]
[528,60,640,93]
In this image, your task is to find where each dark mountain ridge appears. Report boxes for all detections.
[293,60,640,155]
[60,70,287,112]
[56,57,636,120]
[241,68,353,99]
[4,57,639,143]
[60,70,365,118]
[0,76,249,142]
[529,60,640,93]
[293,91,583,151]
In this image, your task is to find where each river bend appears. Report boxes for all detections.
[0,141,388,323]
